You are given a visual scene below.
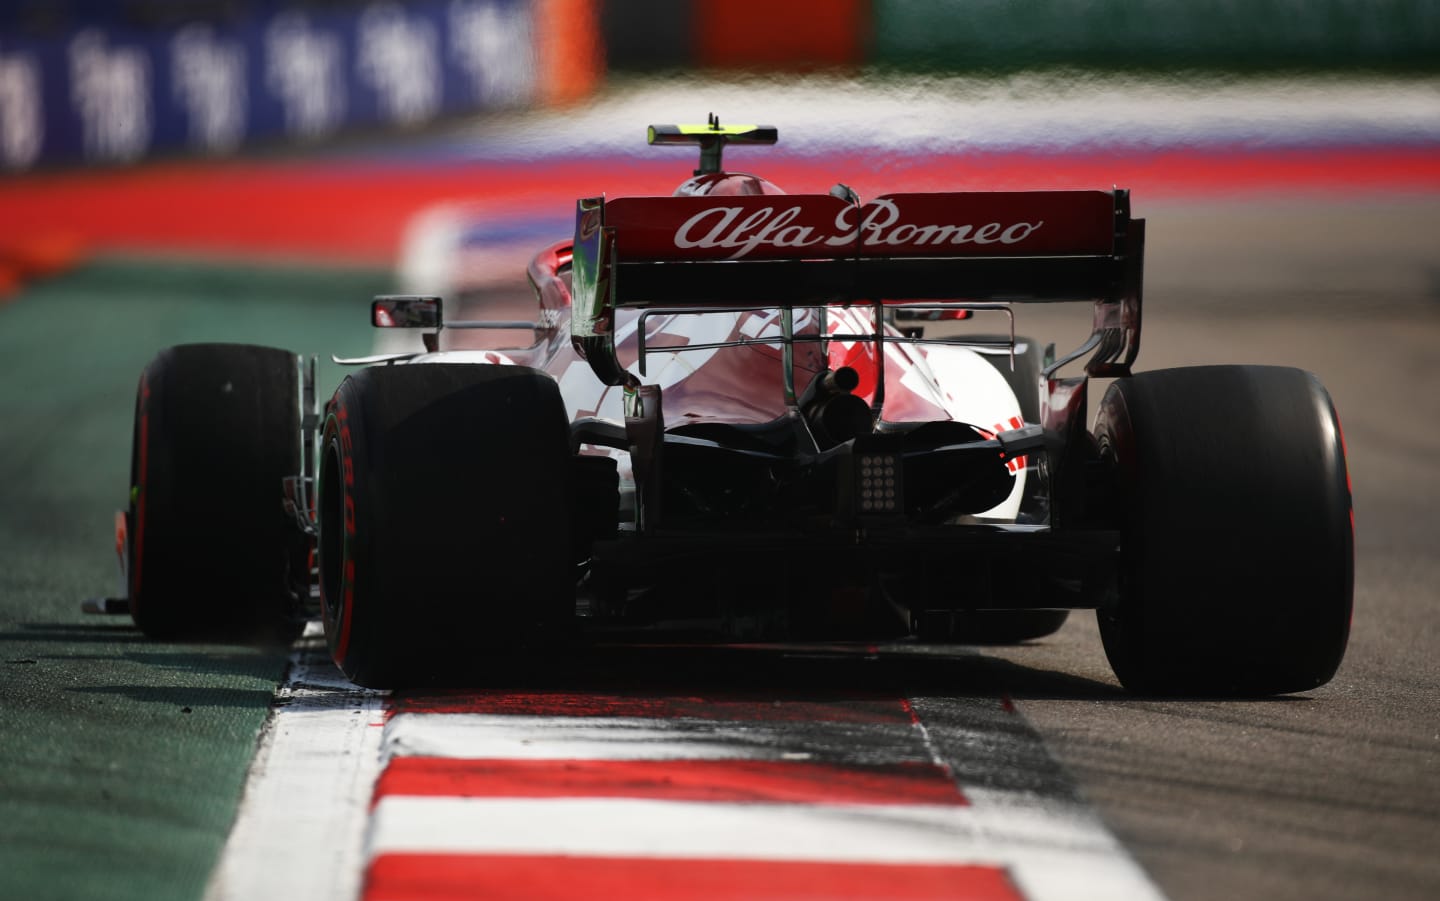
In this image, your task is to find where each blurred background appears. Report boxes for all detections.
[2,6,1439,901]
[1,0,1437,287]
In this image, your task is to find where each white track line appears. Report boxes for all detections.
[205,642,387,901]
[369,795,1117,861]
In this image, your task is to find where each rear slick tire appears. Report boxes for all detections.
[128,343,305,641]
[1093,365,1353,696]
[318,363,573,688]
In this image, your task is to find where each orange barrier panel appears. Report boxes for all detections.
[535,0,606,106]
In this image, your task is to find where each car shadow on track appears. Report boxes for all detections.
[1,621,151,644]
[389,641,1132,706]
[387,637,1314,708]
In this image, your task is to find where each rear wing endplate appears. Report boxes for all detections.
[571,189,1142,386]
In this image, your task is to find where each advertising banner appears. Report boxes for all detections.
[0,0,539,170]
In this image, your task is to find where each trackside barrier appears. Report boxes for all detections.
[871,0,1440,73]
[0,0,602,171]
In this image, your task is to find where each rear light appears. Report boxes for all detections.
[856,452,903,514]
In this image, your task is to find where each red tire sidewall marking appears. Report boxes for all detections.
[322,396,359,666]
[1335,410,1354,534]
[131,372,151,618]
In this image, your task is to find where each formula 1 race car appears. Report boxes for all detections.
[103,120,1354,695]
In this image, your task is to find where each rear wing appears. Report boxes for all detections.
[571,189,1143,386]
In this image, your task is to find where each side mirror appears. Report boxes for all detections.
[372,295,442,328]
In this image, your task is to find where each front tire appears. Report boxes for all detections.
[128,344,305,641]
[1093,365,1353,696]
[318,364,573,687]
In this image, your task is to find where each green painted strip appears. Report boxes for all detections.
[0,257,387,901]
[871,0,1440,73]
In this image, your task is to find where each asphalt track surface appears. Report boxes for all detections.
[2,153,1438,901]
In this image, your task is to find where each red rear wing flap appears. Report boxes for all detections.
[570,189,1142,385]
